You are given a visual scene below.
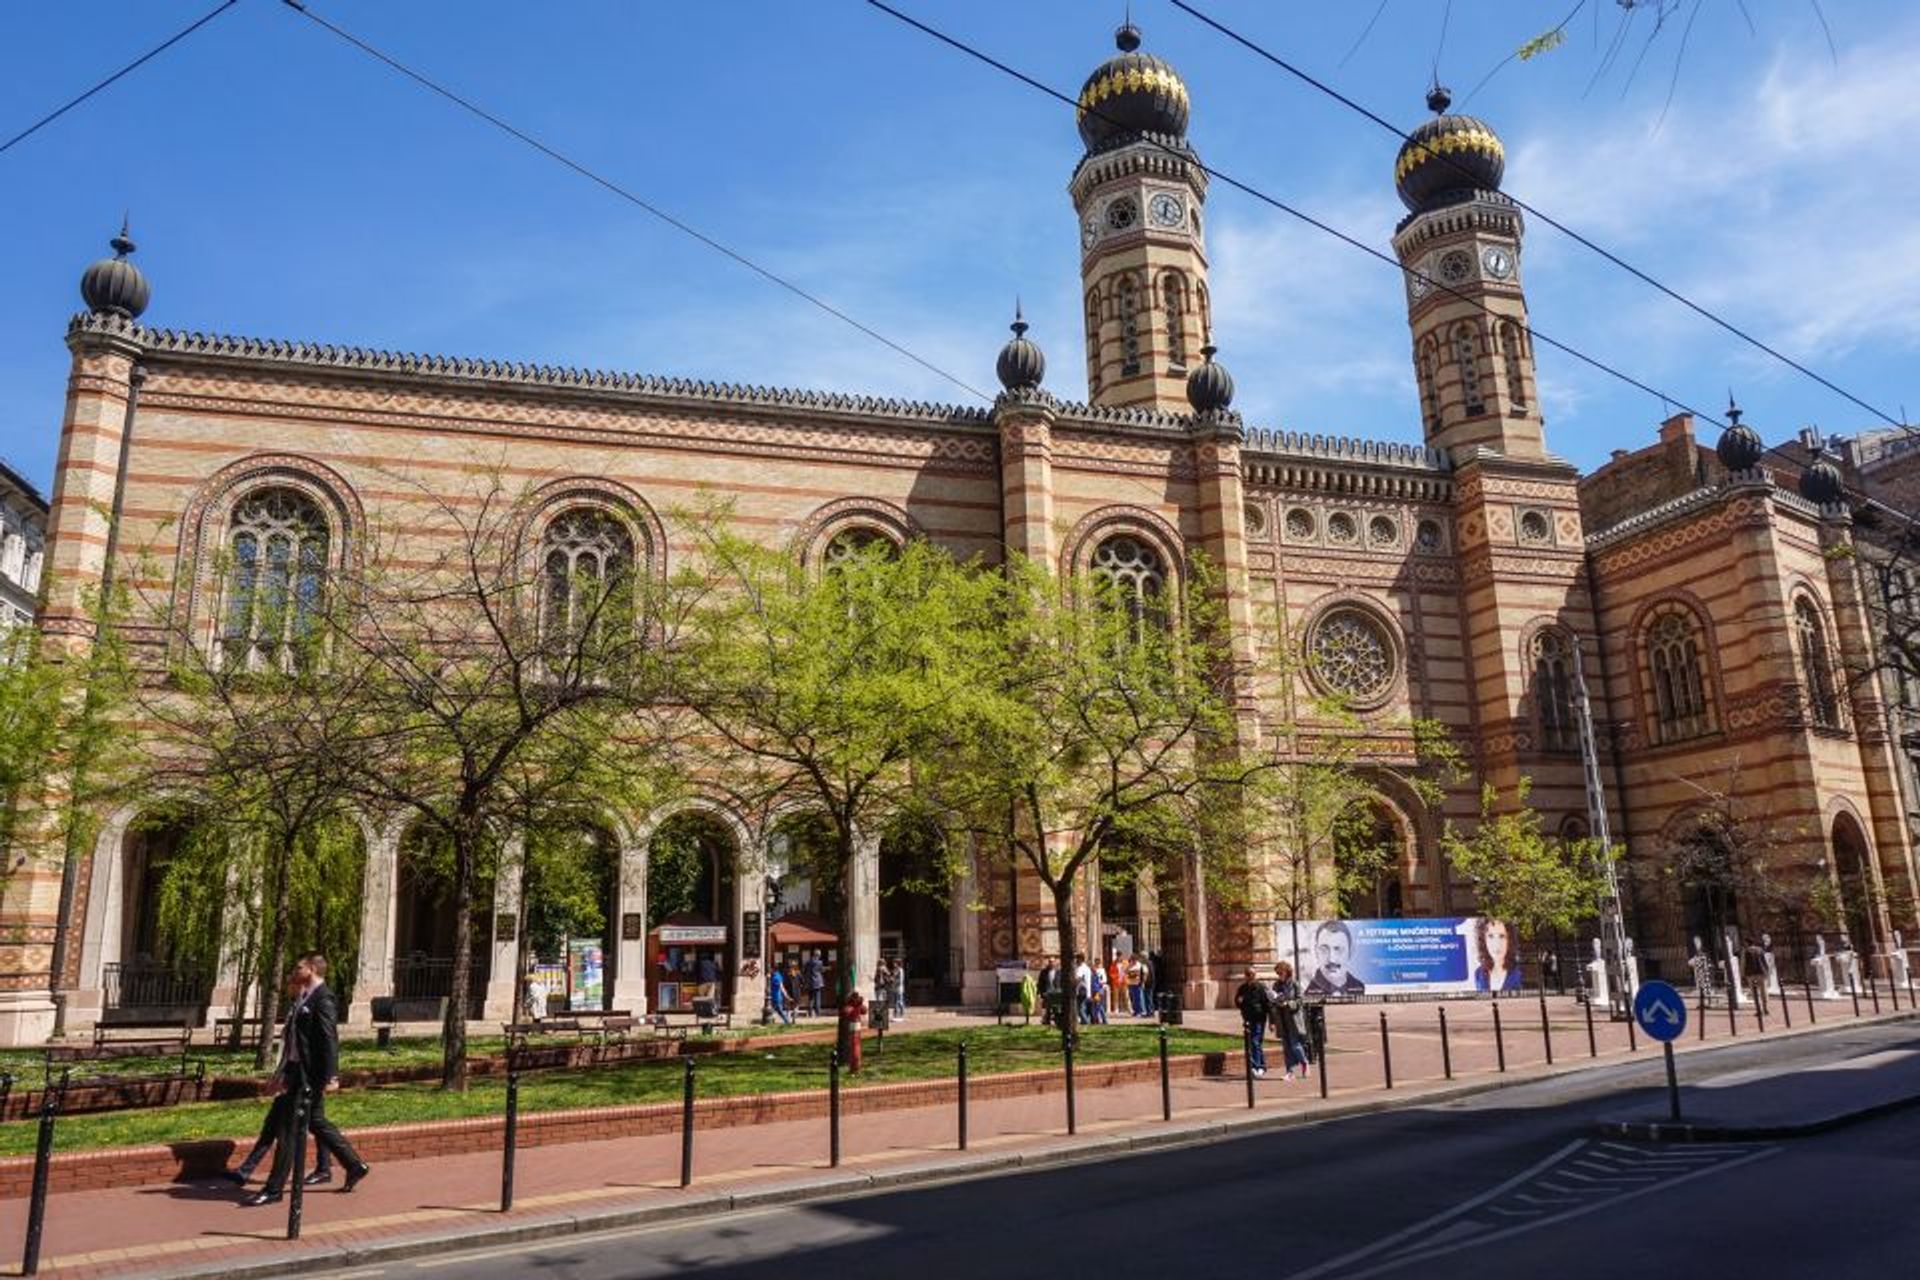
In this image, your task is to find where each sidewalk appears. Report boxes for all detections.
[2,995,1912,1280]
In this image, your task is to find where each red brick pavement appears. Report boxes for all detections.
[0,994,1896,1279]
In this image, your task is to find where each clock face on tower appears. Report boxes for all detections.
[1082,213,1099,249]
[1105,197,1139,231]
[1481,245,1515,280]
[1148,192,1184,228]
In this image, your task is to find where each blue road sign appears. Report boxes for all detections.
[1634,980,1688,1043]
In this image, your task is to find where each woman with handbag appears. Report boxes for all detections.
[1272,960,1310,1081]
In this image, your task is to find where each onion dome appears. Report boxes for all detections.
[1076,22,1190,152]
[1715,400,1765,471]
[995,306,1045,392]
[1186,345,1234,414]
[1800,450,1844,506]
[1394,86,1505,213]
[80,220,150,319]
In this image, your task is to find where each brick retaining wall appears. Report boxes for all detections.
[0,1050,1236,1199]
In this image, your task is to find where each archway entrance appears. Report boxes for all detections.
[646,812,736,1014]
[522,826,618,1014]
[1832,812,1880,956]
[392,825,492,1018]
[1335,801,1406,919]
[879,817,958,1006]
[108,814,216,1024]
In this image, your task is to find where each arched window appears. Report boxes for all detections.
[1531,628,1577,751]
[539,507,634,649]
[823,526,897,572]
[219,487,329,673]
[1085,288,1103,390]
[1161,272,1187,368]
[1091,535,1165,636]
[1419,340,1440,431]
[1452,323,1485,416]
[1647,609,1711,742]
[1500,321,1528,411]
[1795,597,1841,729]
[1118,278,1141,376]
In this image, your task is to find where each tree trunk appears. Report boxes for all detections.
[253,840,294,1070]
[1051,877,1080,1052]
[442,819,478,1091]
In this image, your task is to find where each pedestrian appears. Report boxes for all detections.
[1540,949,1561,995]
[768,965,794,1024]
[1108,953,1127,1018]
[1271,961,1309,1081]
[804,950,826,1017]
[1072,952,1094,1026]
[1038,955,1059,1027]
[890,960,908,1021]
[1743,938,1770,1017]
[1089,960,1109,1024]
[1235,966,1272,1078]
[221,969,334,1188]
[243,954,371,1206]
[695,951,720,1004]
[1127,953,1149,1018]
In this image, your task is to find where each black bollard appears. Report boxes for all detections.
[1158,1023,1172,1121]
[1379,1012,1393,1089]
[1626,1001,1639,1053]
[680,1056,695,1188]
[1869,966,1882,1014]
[501,1069,520,1212]
[20,1070,65,1277]
[1890,964,1901,1012]
[1063,1033,1077,1136]
[1492,1004,1507,1073]
[957,1042,969,1151]
[1439,1007,1453,1079]
[1583,993,1598,1058]
[286,1086,309,1241]
[1778,977,1791,1029]
[1315,1012,1329,1100]
[1805,976,1817,1025]
[1244,1025,1258,1109]
[1909,968,1916,1012]
[829,1048,842,1168]
[1697,990,1708,1041]
[1538,990,1554,1066]
[1727,985,1738,1037]
[1755,988,1766,1034]
[1849,969,1862,1018]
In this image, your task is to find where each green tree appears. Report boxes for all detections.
[671,514,999,992]
[1442,779,1615,942]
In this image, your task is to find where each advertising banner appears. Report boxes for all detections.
[1274,917,1526,996]
[568,939,605,1011]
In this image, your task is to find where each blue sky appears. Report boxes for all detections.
[2,1,1915,494]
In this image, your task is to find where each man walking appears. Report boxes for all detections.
[803,950,826,1018]
[244,954,371,1206]
[221,968,333,1188]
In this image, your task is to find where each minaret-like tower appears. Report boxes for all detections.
[1391,88,1542,462]
[1071,22,1210,414]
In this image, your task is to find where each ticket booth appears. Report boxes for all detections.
[768,911,841,1006]
[650,916,729,1013]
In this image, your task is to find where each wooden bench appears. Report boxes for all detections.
[650,1006,733,1038]
[210,1016,268,1050]
[370,995,448,1047]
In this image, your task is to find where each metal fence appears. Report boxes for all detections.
[102,961,207,1012]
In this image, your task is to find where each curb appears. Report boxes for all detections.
[1595,1082,1920,1143]
[115,1011,1920,1280]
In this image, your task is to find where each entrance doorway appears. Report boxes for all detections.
[1832,812,1880,956]
[879,818,958,1005]
[392,824,492,1018]
[109,814,216,1025]
[646,812,736,1013]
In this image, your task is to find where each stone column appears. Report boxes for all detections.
[0,322,142,1046]
[607,832,649,1016]
[847,829,881,996]
[347,819,401,1026]
[733,862,767,1019]
[482,840,523,1021]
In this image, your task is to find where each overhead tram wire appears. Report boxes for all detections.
[862,0,1725,431]
[0,0,242,157]
[1164,0,1910,435]
[276,0,993,404]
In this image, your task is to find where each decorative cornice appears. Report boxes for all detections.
[68,313,994,430]
[1243,429,1449,473]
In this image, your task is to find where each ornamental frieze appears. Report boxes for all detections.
[1591,495,1761,572]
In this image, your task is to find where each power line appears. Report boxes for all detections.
[862,0,1725,430]
[0,0,242,157]
[277,0,993,403]
[1164,0,1909,434]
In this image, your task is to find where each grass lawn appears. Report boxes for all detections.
[0,1024,1233,1158]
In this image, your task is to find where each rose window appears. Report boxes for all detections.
[1309,608,1397,702]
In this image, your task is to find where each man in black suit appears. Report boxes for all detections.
[244,953,372,1205]
[222,967,333,1187]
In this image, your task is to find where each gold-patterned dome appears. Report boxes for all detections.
[1394,87,1505,213]
[1077,23,1190,152]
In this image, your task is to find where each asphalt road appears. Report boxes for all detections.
[311,1023,1920,1280]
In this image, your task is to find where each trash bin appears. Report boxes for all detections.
[1156,991,1183,1026]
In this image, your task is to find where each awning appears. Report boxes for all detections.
[769,912,839,947]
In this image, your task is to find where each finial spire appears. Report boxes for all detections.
[1426,81,1452,114]
[1116,7,1141,53]
[1011,298,1028,337]
[111,212,135,258]
[1726,391,1742,426]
